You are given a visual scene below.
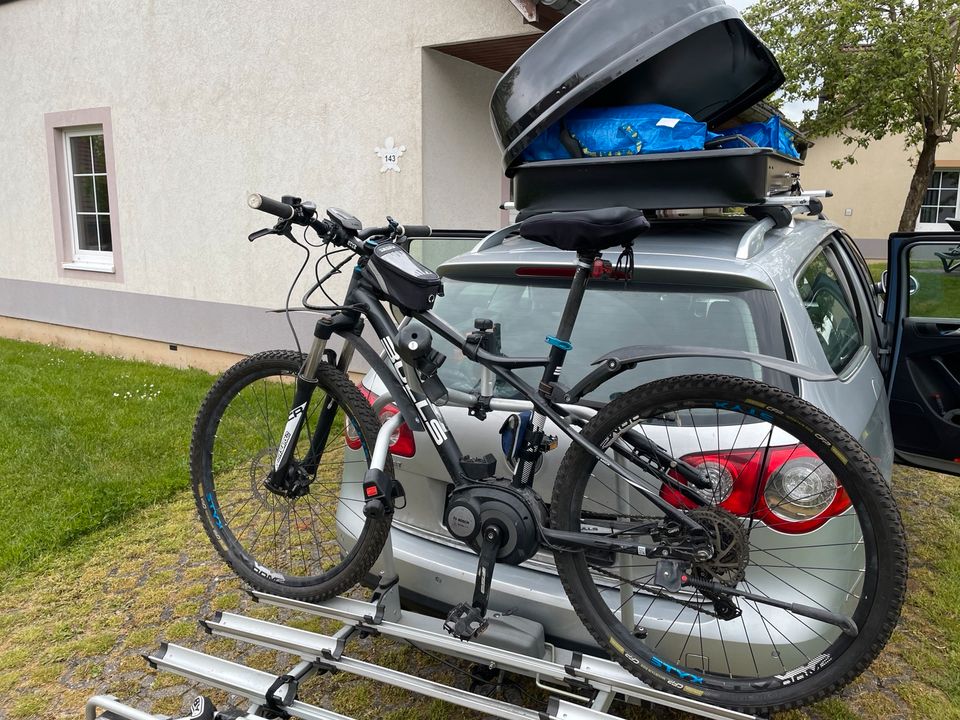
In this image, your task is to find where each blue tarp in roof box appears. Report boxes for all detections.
[522,104,711,161]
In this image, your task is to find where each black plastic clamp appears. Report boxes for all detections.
[264,673,297,716]
[468,395,493,421]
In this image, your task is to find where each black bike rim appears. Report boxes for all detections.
[560,390,881,696]
[200,365,375,586]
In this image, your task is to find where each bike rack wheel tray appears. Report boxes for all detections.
[87,530,758,720]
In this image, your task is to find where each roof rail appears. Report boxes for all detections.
[485,192,835,261]
[736,190,833,260]
[759,189,833,208]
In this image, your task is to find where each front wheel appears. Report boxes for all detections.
[190,350,391,601]
[551,374,906,714]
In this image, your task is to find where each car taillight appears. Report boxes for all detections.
[663,445,851,534]
[343,384,416,458]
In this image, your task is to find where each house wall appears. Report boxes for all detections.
[0,0,530,355]
[422,50,505,232]
[803,132,960,256]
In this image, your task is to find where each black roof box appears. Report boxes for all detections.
[491,0,785,170]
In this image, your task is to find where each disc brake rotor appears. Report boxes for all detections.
[687,507,749,586]
[249,448,279,506]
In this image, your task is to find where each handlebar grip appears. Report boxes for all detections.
[248,193,295,220]
[401,224,432,238]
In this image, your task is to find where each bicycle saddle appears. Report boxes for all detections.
[519,206,650,252]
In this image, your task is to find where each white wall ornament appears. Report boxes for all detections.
[375,137,406,173]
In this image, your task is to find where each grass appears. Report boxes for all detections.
[0,466,955,720]
[0,338,215,574]
[867,258,960,319]
[0,337,958,719]
[906,259,960,318]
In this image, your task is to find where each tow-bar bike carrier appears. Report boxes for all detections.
[87,525,760,720]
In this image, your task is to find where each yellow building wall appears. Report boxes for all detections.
[802,132,960,239]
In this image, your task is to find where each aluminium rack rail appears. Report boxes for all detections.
[86,533,759,720]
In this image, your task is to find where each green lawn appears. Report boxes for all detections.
[0,338,215,575]
[867,259,960,318]
[0,338,957,718]
[907,259,960,318]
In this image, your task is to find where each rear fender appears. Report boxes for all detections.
[564,344,835,403]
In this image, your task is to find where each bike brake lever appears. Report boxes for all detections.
[248,227,276,242]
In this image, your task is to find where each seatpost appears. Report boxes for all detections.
[540,250,597,393]
[513,251,597,487]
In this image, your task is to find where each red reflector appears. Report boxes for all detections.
[364,484,379,498]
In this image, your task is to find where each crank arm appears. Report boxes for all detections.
[686,578,859,637]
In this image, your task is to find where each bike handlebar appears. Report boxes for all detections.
[248,192,431,252]
[402,224,432,238]
[247,193,295,220]
[358,224,432,241]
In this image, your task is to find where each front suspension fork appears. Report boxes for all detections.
[273,317,358,482]
[301,340,356,475]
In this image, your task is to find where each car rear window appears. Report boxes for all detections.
[432,278,791,402]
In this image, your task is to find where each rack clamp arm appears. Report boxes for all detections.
[468,395,493,421]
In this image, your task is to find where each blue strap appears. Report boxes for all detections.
[546,336,573,351]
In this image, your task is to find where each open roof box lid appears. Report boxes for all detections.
[491,0,802,215]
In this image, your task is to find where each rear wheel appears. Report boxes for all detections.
[551,374,906,713]
[190,350,390,601]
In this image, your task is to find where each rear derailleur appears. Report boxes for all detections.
[651,507,749,621]
[652,558,742,621]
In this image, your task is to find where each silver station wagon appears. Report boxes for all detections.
[341,215,960,660]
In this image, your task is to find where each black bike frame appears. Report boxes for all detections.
[245,204,862,635]
[272,250,711,545]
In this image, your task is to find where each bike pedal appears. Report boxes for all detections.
[443,602,489,640]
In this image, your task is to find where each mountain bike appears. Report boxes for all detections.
[190,193,906,714]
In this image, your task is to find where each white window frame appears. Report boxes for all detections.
[62,125,114,272]
[916,168,960,232]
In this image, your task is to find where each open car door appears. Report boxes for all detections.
[885,232,960,476]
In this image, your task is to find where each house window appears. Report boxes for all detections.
[64,129,112,267]
[918,170,959,229]
[44,107,122,279]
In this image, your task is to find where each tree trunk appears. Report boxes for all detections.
[898,134,941,232]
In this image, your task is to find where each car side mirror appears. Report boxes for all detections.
[876,271,888,296]
[876,271,919,296]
